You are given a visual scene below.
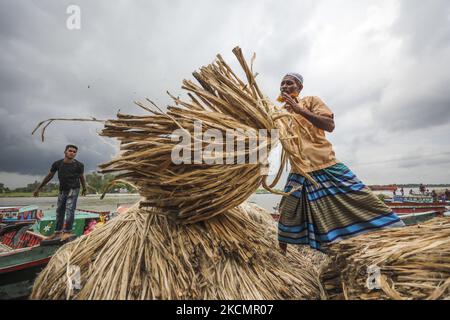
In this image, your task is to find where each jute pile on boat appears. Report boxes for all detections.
[31,202,323,299]
[321,218,450,300]
[31,47,323,299]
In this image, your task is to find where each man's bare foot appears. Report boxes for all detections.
[60,232,75,241]
[279,242,287,256]
[46,231,62,240]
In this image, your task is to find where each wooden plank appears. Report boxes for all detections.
[0,245,60,271]
[0,243,11,253]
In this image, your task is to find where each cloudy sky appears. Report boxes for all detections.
[1,0,449,188]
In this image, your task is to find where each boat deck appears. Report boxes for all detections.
[0,244,12,253]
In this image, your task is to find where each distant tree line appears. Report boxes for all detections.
[85,172,135,194]
[0,181,59,193]
[14,181,59,193]
[0,183,10,193]
[0,172,136,195]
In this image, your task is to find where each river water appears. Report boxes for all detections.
[0,194,141,213]
[0,193,282,213]
[0,187,446,214]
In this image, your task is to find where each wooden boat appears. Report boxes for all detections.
[269,210,444,227]
[270,197,447,225]
[390,195,434,203]
[385,195,447,218]
[32,208,112,237]
[386,202,447,216]
[0,208,114,299]
[368,185,398,192]
[0,223,62,299]
[0,206,43,227]
[399,211,445,225]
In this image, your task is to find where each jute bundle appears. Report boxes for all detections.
[96,46,314,224]
[321,218,450,300]
[297,246,331,274]
[31,202,323,300]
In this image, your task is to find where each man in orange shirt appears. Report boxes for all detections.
[277,73,404,253]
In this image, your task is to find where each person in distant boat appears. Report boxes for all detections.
[276,73,405,253]
[409,189,414,195]
[419,184,426,195]
[33,145,86,241]
[400,188,404,196]
[445,189,450,201]
[431,190,438,203]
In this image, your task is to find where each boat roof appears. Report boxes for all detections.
[40,209,101,221]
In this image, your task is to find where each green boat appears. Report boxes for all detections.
[0,205,41,225]
[0,209,113,299]
[32,209,110,237]
[0,224,61,299]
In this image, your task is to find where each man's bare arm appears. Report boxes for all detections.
[283,93,335,132]
[80,175,87,196]
[33,171,55,197]
[296,108,335,132]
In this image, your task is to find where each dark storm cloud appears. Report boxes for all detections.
[373,0,450,132]
[0,116,117,175]
[0,0,319,177]
[393,0,450,55]
[0,1,125,175]
[375,89,450,135]
[399,155,450,170]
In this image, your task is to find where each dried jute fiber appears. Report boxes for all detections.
[31,202,324,300]
[321,218,450,300]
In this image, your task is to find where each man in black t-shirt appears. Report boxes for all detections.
[34,145,87,241]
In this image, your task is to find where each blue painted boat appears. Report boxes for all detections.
[0,206,42,226]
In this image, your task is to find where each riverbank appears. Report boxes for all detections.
[0,192,59,197]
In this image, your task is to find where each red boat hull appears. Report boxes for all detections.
[386,202,447,215]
